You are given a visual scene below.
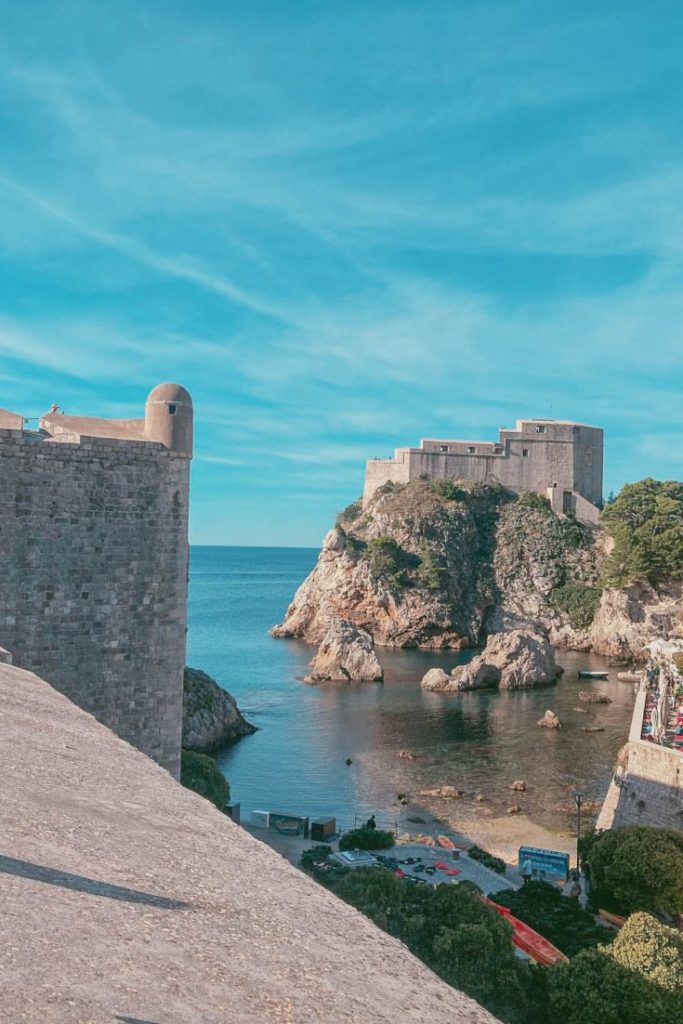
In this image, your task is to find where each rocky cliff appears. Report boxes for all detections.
[182,667,256,753]
[271,481,683,659]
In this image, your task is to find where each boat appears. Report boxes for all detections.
[437,834,456,850]
[417,834,436,847]
[484,899,569,966]
[598,909,627,928]
[578,671,609,679]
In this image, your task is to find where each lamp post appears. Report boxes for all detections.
[573,791,585,877]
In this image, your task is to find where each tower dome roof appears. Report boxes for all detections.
[146,383,193,407]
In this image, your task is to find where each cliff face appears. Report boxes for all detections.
[271,481,683,659]
[182,667,256,753]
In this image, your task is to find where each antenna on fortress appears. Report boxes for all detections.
[548,400,554,418]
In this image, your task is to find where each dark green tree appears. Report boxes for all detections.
[180,749,229,810]
[600,478,683,585]
[494,880,607,956]
[583,827,683,917]
[545,946,678,1024]
[611,912,683,993]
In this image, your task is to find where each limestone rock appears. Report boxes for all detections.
[509,780,526,792]
[578,691,612,704]
[397,750,418,759]
[507,805,522,814]
[589,581,683,660]
[537,709,562,729]
[419,785,463,799]
[307,618,383,682]
[422,630,562,692]
[420,668,451,690]
[182,667,256,753]
[270,480,683,656]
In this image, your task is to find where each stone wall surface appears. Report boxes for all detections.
[364,419,603,522]
[0,431,190,776]
[597,687,683,831]
[0,659,498,1024]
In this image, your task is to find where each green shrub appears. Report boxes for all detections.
[338,827,395,851]
[344,533,367,557]
[364,536,420,588]
[494,881,607,956]
[432,478,467,502]
[336,499,363,527]
[468,845,506,874]
[416,542,449,590]
[550,583,602,629]
[544,945,678,1024]
[583,826,683,917]
[601,478,683,586]
[517,492,552,514]
[558,513,589,549]
[611,912,683,993]
[180,749,229,810]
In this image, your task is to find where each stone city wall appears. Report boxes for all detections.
[364,420,603,520]
[597,686,683,832]
[0,430,190,777]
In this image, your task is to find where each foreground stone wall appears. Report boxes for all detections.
[0,429,190,776]
[0,659,498,1024]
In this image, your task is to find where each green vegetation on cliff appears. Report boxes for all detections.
[364,536,420,588]
[180,749,229,810]
[601,478,683,586]
[550,583,602,629]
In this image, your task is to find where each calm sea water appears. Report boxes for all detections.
[187,546,635,834]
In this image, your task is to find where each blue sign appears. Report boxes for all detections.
[518,845,570,881]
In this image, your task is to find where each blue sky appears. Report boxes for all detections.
[1,1,683,545]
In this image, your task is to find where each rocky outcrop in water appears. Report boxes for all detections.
[537,710,562,729]
[305,618,383,682]
[421,630,562,692]
[182,667,256,753]
[270,480,683,659]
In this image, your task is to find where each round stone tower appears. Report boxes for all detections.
[144,383,193,455]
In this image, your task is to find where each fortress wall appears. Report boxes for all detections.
[0,432,190,777]
[363,452,410,501]
[612,740,683,831]
[597,687,683,832]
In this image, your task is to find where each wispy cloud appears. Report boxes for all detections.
[1,1,682,543]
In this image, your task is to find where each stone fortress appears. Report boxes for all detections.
[364,418,604,523]
[0,383,193,778]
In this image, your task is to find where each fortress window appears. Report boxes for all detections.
[585,448,593,465]
[522,449,529,457]
[494,445,503,454]
[535,424,546,433]
[467,446,476,454]
[439,444,448,452]
[168,404,177,415]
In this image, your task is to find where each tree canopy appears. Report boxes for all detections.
[583,826,683,917]
[600,478,683,585]
[180,749,229,810]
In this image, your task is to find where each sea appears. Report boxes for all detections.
[187,546,635,836]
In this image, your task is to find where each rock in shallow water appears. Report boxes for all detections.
[537,709,562,729]
[421,630,563,692]
[306,618,383,682]
[182,667,256,753]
